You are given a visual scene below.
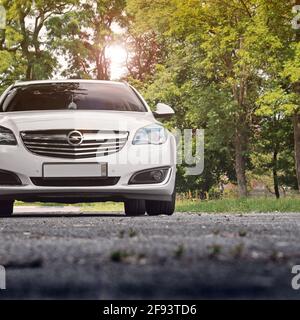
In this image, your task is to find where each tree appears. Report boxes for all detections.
[255,90,295,198]
[0,0,74,81]
[47,0,126,80]
[126,0,291,197]
[251,0,300,193]
[283,0,300,192]
[124,31,163,82]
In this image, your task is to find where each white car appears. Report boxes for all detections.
[0,80,177,217]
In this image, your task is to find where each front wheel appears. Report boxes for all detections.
[0,200,14,217]
[124,200,146,216]
[146,191,176,216]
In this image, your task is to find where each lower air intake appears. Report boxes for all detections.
[31,177,120,187]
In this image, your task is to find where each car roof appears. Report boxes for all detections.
[13,79,127,87]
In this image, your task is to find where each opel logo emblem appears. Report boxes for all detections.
[67,130,84,146]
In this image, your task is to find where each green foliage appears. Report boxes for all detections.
[256,88,298,117]
[126,0,299,196]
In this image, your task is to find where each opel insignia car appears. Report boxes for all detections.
[0,80,177,217]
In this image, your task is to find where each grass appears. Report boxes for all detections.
[15,201,124,212]
[110,250,130,263]
[207,244,222,258]
[15,197,300,213]
[174,244,185,259]
[176,198,300,213]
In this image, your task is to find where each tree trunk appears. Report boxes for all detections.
[235,128,248,197]
[272,150,280,199]
[96,49,109,80]
[26,62,33,80]
[293,114,300,191]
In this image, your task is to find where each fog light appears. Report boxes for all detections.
[129,167,170,185]
[0,170,22,185]
[150,170,164,182]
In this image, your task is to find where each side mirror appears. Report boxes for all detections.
[153,103,175,119]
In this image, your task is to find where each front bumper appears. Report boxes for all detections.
[0,139,176,203]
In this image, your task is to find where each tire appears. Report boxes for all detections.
[124,200,146,216]
[146,191,176,216]
[0,200,14,217]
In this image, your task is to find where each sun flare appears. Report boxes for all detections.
[105,45,128,80]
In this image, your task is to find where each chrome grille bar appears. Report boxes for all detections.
[24,140,126,147]
[29,145,120,152]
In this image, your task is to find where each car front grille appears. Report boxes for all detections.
[21,130,129,159]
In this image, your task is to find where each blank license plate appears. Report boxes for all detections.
[43,163,107,178]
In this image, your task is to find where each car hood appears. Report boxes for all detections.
[0,110,157,133]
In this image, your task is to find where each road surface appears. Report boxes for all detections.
[1,207,300,299]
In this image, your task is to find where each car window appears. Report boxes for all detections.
[3,83,147,112]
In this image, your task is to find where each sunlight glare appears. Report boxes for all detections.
[105,45,128,80]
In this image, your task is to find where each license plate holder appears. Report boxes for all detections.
[43,163,108,178]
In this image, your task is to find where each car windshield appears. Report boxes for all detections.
[2,83,147,112]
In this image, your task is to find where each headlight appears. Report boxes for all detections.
[133,124,168,145]
[0,126,17,145]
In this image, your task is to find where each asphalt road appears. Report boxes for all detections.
[1,207,300,299]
